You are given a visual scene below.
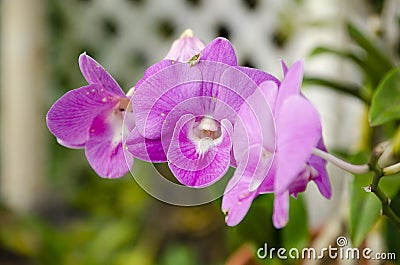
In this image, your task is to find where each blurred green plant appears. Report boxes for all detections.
[308,21,400,251]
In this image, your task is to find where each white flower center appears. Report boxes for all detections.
[189,116,222,156]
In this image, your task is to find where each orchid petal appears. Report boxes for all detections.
[133,61,260,139]
[258,80,279,113]
[310,139,332,199]
[273,191,289,228]
[164,29,206,63]
[237,66,280,86]
[135,60,175,89]
[133,63,202,138]
[275,95,321,194]
[222,161,259,226]
[233,83,276,190]
[46,84,119,148]
[85,111,133,178]
[78,53,125,97]
[125,128,167,162]
[200,37,237,65]
[275,61,304,113]
[281,60,289,77]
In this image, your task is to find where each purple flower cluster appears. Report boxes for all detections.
[47,30,331,228]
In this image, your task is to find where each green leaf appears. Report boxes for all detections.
[349,179,381,247]
[349,164,400,247]
[380,174,400,198]
[369,67,400,126]
[303,77,367,103]
[309,46,364,68]
[346,23,393,73]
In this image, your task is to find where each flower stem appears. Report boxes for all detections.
[313,148,400,229]
[370,172,400,230]
[382,161,400,176]
[312,148,370,175]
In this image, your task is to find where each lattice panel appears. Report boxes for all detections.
[51,0,349,88]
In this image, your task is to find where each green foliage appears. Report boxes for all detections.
[308,22,394,102]
[370,67,400,126]
[348,151,400,246]
[345,152,376,246]
[349,179,381,247]
[350,174,400,246]
[308,19,400,246]
[159,244,199,265]
[346,23,393,87]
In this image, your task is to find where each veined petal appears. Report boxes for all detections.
[210,66,263,121]
[310,139,332,199]
[233,83,276,190]
[273,191,289,228]
[133,61,261,139]
[135,60,175,90]
[168,115,232,188]
[258,81,279,113]
[222,161,259,226]
[247,82,276,153]
[46,84,119,147]
[236,66,280,86]
[275,95,321,194]
[56,139,85,149]
[125,128,167,162]
[133,63,202,138]
[200,37,237,66]
[85,111,133,178]
[78,53,125,97]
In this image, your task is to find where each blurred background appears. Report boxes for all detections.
[1,0,400,264]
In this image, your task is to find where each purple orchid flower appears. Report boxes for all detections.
[46,53,134,178]
[164,29,206,63]
[126,38,279,188]
[222,60,332,228]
